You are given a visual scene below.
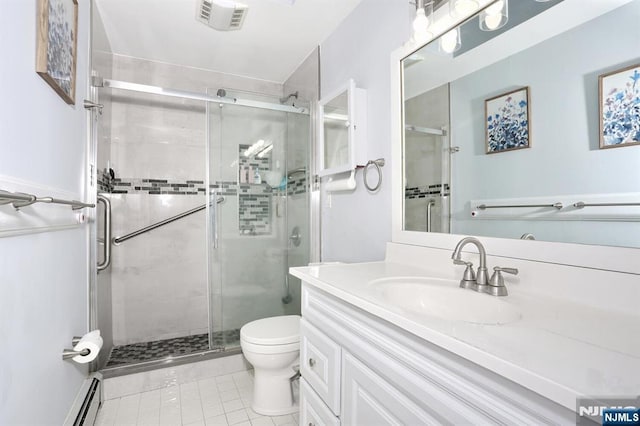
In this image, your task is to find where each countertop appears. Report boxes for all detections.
[290,261,640,411]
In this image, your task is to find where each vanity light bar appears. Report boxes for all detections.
[477,202,563,210]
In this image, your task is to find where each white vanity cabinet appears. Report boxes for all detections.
[299,282,576,426]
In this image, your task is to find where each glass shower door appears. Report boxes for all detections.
[207,98,297,349]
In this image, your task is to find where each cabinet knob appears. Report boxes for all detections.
[308,358,316,368]
[309,423,315,426]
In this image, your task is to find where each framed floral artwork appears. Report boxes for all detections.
[36,0,78,105]
[599,64,640,149]
[485,87,531,154]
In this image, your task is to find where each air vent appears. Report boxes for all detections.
[196,0,248,31]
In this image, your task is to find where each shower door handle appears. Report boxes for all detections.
[426,199,435,233]
[212,192,219,249]
[97,195,111,272]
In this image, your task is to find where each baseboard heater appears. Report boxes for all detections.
[63,375,102,426]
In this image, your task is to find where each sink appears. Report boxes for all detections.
[368,277,522,325]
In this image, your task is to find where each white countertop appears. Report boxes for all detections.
[290,260,640,411]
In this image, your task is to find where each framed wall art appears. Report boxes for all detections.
[599,63,640,149]
[485,87,531,154]
[36,0,78,105]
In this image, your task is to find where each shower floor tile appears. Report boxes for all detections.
[106,329,241,367]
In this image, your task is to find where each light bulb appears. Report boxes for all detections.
[483,13,502,30]
[412,7,431,44]
[440,29,460,53]
[452,0,479,17]
[480,0,508,31]
[413,8,429,32]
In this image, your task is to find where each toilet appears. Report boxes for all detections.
[240,315,301,416]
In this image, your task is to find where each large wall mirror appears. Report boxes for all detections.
[401,0,640,249]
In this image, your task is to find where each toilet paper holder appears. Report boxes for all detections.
[61,336,91,360]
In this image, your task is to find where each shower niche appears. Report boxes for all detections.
[237,143,273,236]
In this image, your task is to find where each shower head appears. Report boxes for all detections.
[280,91,299,104]
[216,88,227,98]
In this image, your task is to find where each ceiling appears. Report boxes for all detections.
[95,0,364,83]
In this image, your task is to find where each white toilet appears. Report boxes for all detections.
[240,315,301,416]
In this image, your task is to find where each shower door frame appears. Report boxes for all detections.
[89,77,311,377]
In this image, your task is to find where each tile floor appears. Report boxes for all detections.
[95,370,299,426]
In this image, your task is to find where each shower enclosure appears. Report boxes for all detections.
[90,64,310,374]
[403,83,451,233]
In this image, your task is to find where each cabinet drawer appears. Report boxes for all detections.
[300,378,340,426]
[300,318,341,415]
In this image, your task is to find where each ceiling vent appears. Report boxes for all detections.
[197,0,248,31]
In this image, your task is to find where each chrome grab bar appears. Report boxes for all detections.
[477,202,563,210]
[113,196,225,245]
[97,195,111,272]
[426,199,435,232]
[573,201,640,208]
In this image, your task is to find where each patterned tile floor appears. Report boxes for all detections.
[95,370,299,426]
[106,330,241,367]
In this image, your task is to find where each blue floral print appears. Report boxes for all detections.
[487,92,529,152]
[602,68,640,146]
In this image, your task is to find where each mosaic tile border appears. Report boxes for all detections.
[405,183,450,199]
[103,175,308,196]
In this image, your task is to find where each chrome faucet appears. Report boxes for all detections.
[451,237,490,291]
[451,237,518,296]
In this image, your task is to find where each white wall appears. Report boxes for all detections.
[319,0,412,262]
[0,1,90,424]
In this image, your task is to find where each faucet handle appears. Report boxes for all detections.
[487,266,518,296]
[494,267,518,275]
[454,258,476,289]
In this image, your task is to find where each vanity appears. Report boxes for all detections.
[290,243,640,425]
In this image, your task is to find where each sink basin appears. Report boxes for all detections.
[368,277,522,325]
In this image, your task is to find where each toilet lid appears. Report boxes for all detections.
[240,315,300,345]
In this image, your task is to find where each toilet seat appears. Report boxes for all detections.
[240,315,300,346]
[240,340,299,355]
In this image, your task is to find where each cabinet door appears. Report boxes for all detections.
[300,318,342,415]
[300,378,340,426]
[342,352,444,426]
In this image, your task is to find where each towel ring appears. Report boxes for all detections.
[362,159,385,192]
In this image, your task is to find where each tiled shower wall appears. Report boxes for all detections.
[104,55,304,345]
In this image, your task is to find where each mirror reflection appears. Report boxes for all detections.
[402,0,640,248]
[322,91,349,171]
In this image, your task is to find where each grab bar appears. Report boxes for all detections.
[97,195,111,272]
[477,202,563,210]
[113,196,224,245]
[426,199,435,232]
[573,201,640,208]
[0,189,95,210]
